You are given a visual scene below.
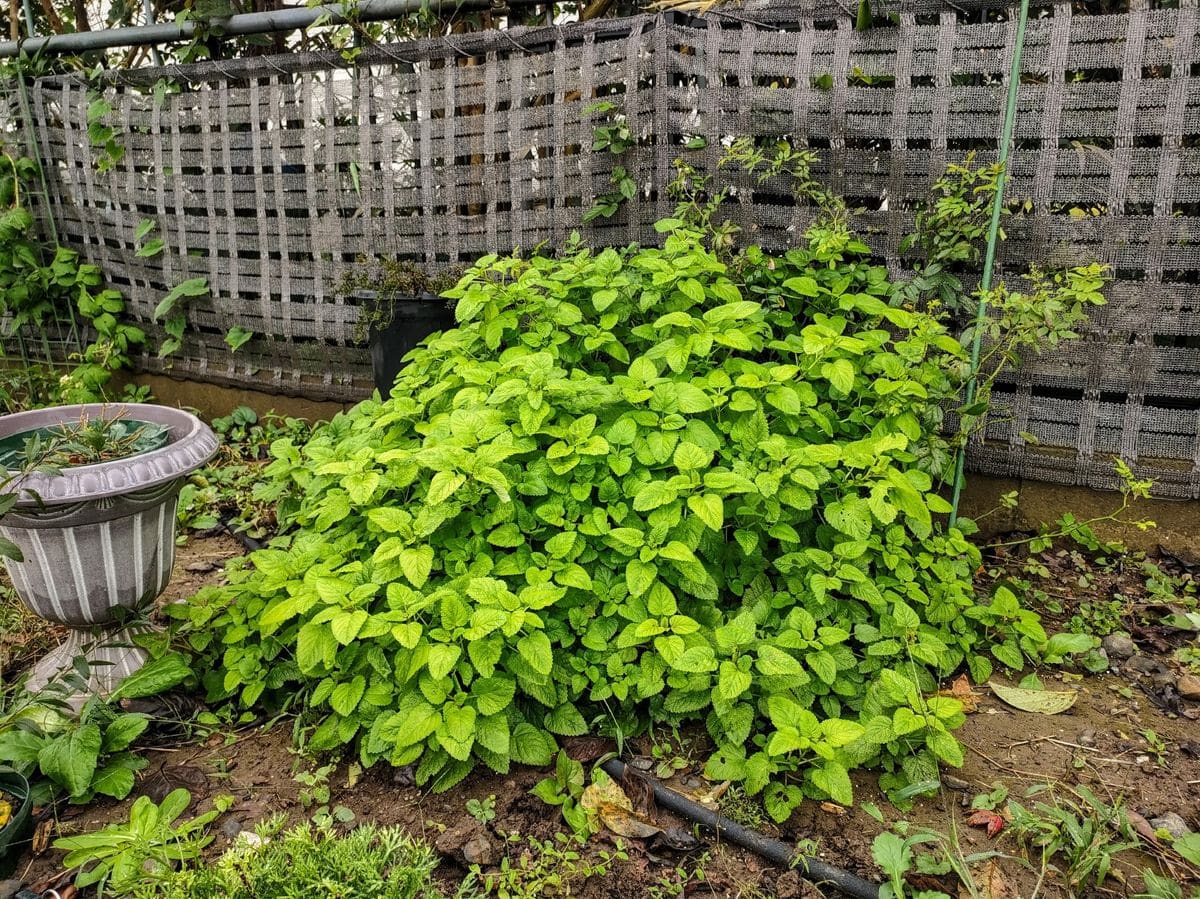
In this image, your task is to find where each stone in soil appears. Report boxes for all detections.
[1149,812,1191,840]
[0,879,24,899]
[1179,673,1200,701]
[461,834,500,867]
[1101,634,1137,660]
[220,817,244,840]
[435,820,493,864]
[1125,655,1166,675]
[1077,729,1097,747]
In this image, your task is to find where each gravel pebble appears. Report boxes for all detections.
[1149,812,1191,841]
[462,834,500,867]
[1178,673,1200,701]
[1101,634,1137,660]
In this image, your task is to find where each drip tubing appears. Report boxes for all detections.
[599,758,880,899]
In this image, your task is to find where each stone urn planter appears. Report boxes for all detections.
[0,404,217,700]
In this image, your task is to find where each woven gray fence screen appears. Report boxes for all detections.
[14,2,1200,495]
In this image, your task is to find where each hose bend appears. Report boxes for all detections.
[600,758,881,899]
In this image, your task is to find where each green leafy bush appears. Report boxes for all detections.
[0,690,148,805]
[139,818,438,899]
[179,217,1096,820]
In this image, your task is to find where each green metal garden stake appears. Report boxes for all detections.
[947,0,1031,528]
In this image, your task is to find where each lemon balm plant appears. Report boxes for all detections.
[179,211,1101,822]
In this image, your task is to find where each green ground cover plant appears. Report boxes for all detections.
[138,816,438,899]
[176,406,313,542]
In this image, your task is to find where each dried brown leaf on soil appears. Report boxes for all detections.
[31,817,53,854]
[672,779,727,809]
[936,675,984,712]
[1126,810,1161,845]
[560,735,614,763]
[962,859,1017,899]
[618,766,657,816]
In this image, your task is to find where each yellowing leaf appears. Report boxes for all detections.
[580,775,661,839]
[988,681,1077,714]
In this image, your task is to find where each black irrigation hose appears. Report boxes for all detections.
[600,758,881,899]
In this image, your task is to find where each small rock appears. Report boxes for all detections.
[1101,634,1137,660]
[1178,674,1200,701]
[185,560,218,573]
[393,765,416,787]
[1151,669,1177,689]
[774,870,802,899]
[1077,729,1096,747]
[943,774,973,791]
[461,834,500,867]
[0,879,26,899]
[435,821,485,859]
[1150,813,1190,841]
[630,757,653,771]
[220,817,244,840]
[1125,655,1163,675]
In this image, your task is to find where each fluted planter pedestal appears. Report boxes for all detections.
[0,404,217,704]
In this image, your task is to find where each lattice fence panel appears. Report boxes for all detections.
[9,3,1200,495]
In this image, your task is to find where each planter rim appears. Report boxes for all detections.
[0,403,218,507]
[0,767,32,855]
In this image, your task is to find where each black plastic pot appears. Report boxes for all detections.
[0,769,33,878]
[365,293,457,399]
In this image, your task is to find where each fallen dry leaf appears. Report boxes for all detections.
[962,859,1016,899]
[966,809,1007,838]
[672,778,728,809]
[32,817,54,854]
[560,735,613,763]
[819,801,847,815]
[581,775,661,839]
[936,674,984,712]
[989,681,1078,714]
[1126,809,1160,844]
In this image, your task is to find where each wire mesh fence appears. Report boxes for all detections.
[3,1,1200,494]
[0,74,88,408]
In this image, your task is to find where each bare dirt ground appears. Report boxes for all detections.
[6,532,1200,898]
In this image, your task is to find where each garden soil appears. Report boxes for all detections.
[6,532,1200,898]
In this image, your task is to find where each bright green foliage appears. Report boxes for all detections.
[138,818,439,899]
[181,220,1056,819]
[530,751,591,838]
[1007,786,1141,897]
[456,831,626,899]
[0,150,145,408]
[0,693,148,804]
[55,789,231,896]
[176,406,313,541]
